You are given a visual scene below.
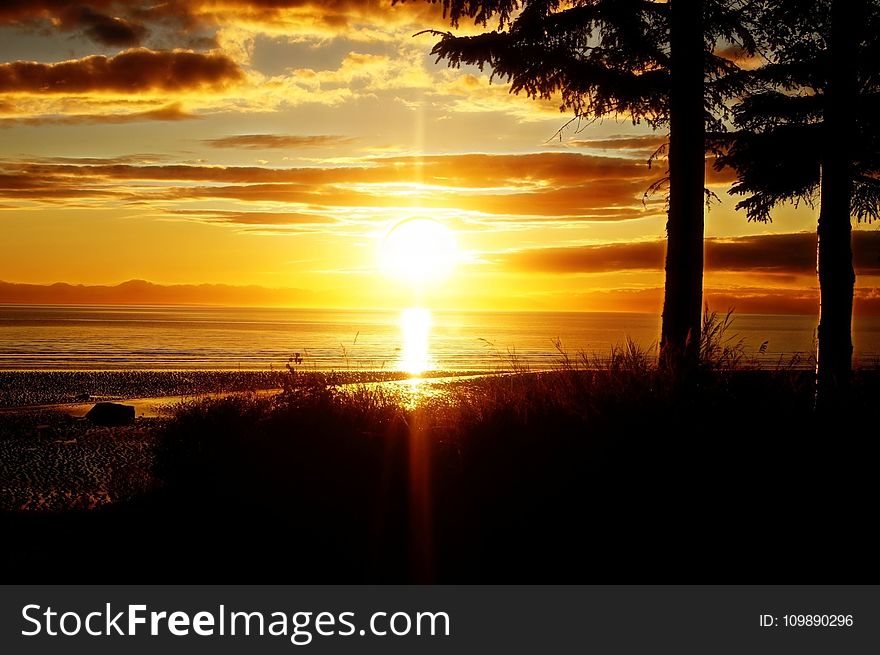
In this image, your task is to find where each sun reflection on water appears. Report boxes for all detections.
[399,307,432,376]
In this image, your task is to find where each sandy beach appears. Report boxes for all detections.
[0,369,489,512]
[0,409,157,512]
[0,371,288,512]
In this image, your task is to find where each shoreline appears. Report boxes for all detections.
[3,364,879,416]
[0,369,498,410]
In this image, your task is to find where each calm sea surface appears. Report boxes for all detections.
[0,305,878,371]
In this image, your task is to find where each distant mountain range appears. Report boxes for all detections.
[0,279,317,306]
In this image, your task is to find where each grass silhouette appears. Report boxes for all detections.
[2,315,877,582]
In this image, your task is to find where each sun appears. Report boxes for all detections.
[379,218,458,284]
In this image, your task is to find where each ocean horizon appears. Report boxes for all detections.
[2,304,879,372]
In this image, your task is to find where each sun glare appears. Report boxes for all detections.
[399,307,432,375]
[379,218,458,284]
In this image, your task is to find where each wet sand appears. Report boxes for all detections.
[0,372,285,512]
[0,370,496,512]
[0,411,157,512]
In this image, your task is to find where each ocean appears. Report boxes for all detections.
[0,304,878,371]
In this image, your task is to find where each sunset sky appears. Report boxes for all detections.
[1,1,878,314]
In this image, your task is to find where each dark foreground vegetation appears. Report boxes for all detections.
[1,348,878,582]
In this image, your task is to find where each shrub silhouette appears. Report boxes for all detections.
[151,356,879,582]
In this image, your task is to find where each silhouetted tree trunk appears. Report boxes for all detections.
[660,0,705,374]
[816,0,862,410]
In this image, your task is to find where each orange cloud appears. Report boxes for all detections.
[0,103,198,126]
[171,0,448,33]
[167,209,338,228]
[714,44,763,71]
[204,134,354,149]
[0,153,665,221]
[569,135,668,152]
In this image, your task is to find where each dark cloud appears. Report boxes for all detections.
[499,232,880,276]
[64,6,149,47]
[502,241,665,274]
[0,1,99,23]
[204,134,354,149]
[0,2,148,46]
[0,49,242,94]
[0,0,451,63]
[706,234,816,273]
[709,232,880,275]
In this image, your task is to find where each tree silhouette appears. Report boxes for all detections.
[717,0,880,407]
[401,0,756,373]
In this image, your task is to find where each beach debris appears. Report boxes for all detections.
[85,402,135,426]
